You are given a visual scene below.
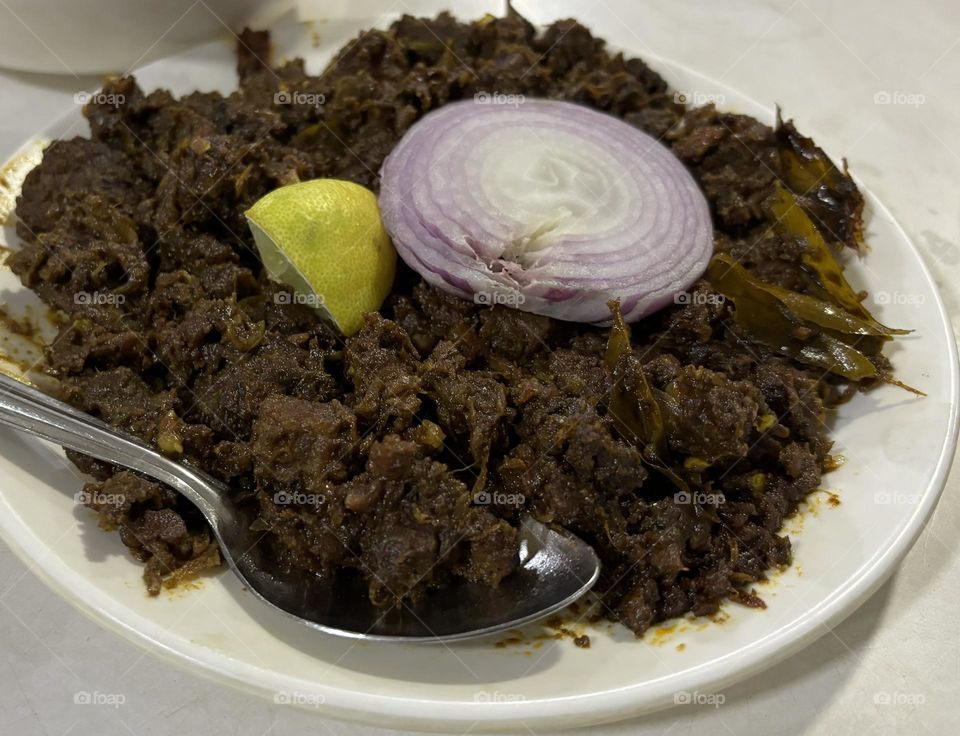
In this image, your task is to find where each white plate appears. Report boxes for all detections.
[0,16,957,734]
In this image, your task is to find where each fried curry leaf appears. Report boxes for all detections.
[775,110,865,253]
[707,255,879,381]
[766,182,908,336]
[717,235,893,346]
[603,299,632,371]
[605,300,663,448]
[605,301,689,491]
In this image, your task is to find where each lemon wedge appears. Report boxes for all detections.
[245,179,396,336]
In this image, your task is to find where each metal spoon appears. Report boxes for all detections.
[0,373,600,642]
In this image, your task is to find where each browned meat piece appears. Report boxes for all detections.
[236,28,272,82]
[478,306,557,362]
[564,412,648,496]
[670,108,779,231]
[411,281,479,344]
[250,395,357,490]
[716,228,815,293]
[451,510,518,588]
[81,471,218,595]
[661,366,765,463]
[46,320,151,375]
[14,138,144,240]
[9,193,147,314]
[59,368,176,442]
[672,121,728,162]
[421,340,508,481]
[362,521,438,604]
[344,314,422,431]
[81,470,178,530]
[189,336,336,437]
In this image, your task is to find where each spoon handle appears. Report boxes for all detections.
[0,373,226,521]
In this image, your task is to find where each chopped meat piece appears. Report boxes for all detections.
[344,314,422,431]
[250,395,358,490]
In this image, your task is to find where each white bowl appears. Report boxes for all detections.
[0,0,287,75]
[0,18,956,733]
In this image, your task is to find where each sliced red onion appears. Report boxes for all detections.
[378,99,713,323]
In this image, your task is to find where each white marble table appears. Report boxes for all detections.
[1,1,958,734]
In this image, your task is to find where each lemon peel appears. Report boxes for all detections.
[245,179,395,336]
